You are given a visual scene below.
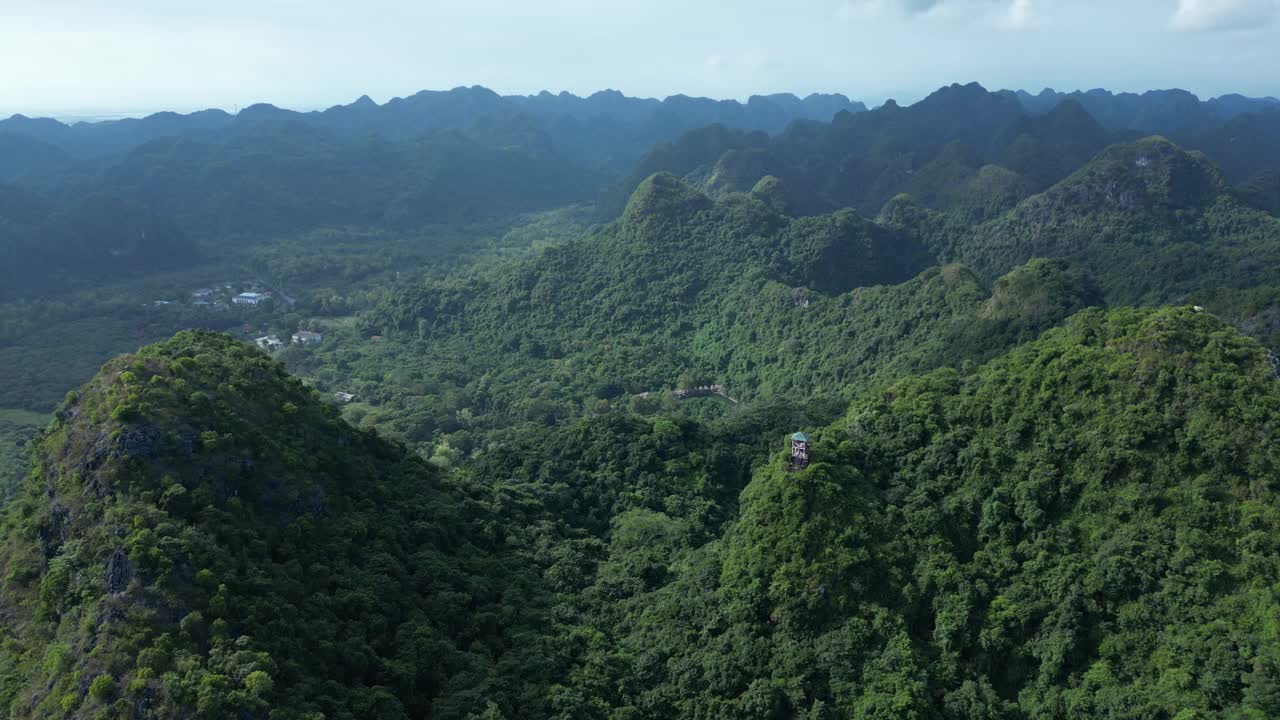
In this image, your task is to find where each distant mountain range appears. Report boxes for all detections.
[606,82,1280,219]
[0,87,866,173]
[1006,87,1280,135]
[3,82,1280,302]
[3,84,1277,176]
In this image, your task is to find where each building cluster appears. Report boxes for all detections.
[255,335,285,351]
[233,292,270,306]
[255,329,325,353]
[181,282,278,311]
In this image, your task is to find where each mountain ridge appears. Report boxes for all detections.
[930,135,1280,303]
[0,86,867,171]
[0,331,554,719]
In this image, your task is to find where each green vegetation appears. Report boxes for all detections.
[603,85,1114,220]
[1190,285,1280,350]
[931,137,1280,304]
[0,409,44,501]
[3,83,1280,719]
[0,332,555,719]
[1237,169,1280,217]
[6,307,1278,718]
[0,206,591,418]
[546,307,1280,719]
[0,187,193,302]
[334,174,1094,462]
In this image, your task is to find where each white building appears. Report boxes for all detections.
[292,330,324,344]
[255,335,285,351]
[233,292,268,306]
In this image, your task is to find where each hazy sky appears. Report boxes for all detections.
[1,0,1278,117]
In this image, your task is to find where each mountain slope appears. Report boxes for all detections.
[934,136,1280,303]
[996,99,1112,190]
[0,332,551,719]
[1237,169,1280,216]
[0,188,194,302]
[0,133,74,183]
[347,174,1098,452]
[1183,108,1280,183]
[605,84,1112,220]
[93,123,598,238]
[553,307,1280,719]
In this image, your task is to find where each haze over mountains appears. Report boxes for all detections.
[2,84,1277,165]
[2,81,1279,301]
[0,86,866,173]
[1009,87,1280,134]
[3,77,1280,718]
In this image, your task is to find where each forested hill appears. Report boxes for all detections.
[337,133,1280,461]
[608,83,1280,221]
[601,83,1095,218]
[599,125,1280,313]
[6,311,1280,718]
[357,172,1098,434]
[549,306,1280,718]
[0,332,556,719]
[917,136,1280,303]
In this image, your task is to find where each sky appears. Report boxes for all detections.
[1,0,1278,117]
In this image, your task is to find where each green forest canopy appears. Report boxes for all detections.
[1,84,1280,719]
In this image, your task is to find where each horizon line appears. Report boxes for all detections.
[4,82,1277,126]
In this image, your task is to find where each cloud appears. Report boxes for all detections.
[1170,0,1279,31]
[900,0,946,10]
[836,0,942,19]
[1004,0,1036,27]
[838,0,1040,25]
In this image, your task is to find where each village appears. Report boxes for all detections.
[144,279,304,313]
[188,281,281,311]
[139,277,368,406]
[145,279,313,349]
[145,279,319,354]
[251,329,323,352]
